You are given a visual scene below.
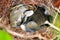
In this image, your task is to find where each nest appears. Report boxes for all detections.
[0,0,60,40]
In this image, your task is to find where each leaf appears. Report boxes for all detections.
[48,15,53,23]
[54,14,60,28]
[49,9,60,31]
[48,10,60,40]
[0,30,13,40]
[53,13,60,40]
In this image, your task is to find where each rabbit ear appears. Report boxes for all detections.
[25,10,34,17]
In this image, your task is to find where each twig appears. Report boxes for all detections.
[45,21,60,31]
[52,5,60,13]
[53,12,58,24]
[5,28,49,40]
